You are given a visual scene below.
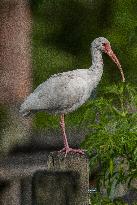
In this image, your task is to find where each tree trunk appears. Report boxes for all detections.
[0,0,32,105]
[0,0,32,154]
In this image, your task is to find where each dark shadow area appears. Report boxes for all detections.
[0,181,10,192]
[32,170,80,205]
[30,0,114,56]
[9,125,90,155]
[122,189,137,205]
[0,181,11,205]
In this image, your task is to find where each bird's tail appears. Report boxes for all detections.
[19,101,31,117]
[21,110,32,117]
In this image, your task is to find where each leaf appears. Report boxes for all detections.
[109,159,114,176]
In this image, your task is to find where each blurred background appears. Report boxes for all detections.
[0,0,137,154]
[0,0,137,204]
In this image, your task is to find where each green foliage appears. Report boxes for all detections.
[90,192,128,205]
[82,83,137,199]
[30,2,137,200]
[30,3,137,196]
[31,0,137,128]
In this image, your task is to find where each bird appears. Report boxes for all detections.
[20,37,125,156]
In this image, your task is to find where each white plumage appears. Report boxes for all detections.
[20,37,125,155]
[20,68,103,115]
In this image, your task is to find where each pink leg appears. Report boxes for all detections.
[59,114,85,157]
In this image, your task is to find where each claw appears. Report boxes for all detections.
[59,146,85,157]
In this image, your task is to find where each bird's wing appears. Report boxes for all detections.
[20,70,89,114]
[36,75,87,111]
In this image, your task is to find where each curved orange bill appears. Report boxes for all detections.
[104,45,125,82]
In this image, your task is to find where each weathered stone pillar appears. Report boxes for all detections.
[33,152,89,205]
[21,177,32,205]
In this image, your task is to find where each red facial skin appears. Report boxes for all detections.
[102,43,125,82]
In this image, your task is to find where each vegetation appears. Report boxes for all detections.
[82,83,137,201]
[26,3,137,199]
[31,0,137,129]
[1,0,137,202]
[90,192,129,205]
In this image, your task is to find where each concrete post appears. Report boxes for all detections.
[21,177,32,205]
[33,152,89,205]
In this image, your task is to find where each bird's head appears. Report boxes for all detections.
[92,37,125,82]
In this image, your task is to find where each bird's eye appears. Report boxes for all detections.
[102,43,107,46]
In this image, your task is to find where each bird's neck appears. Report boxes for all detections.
[88,48,104,89]
[89,48,103,71]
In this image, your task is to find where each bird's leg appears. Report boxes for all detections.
[59,114,85,156]
[60,114,69,149]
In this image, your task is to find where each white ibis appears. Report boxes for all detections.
[20,37,125,155]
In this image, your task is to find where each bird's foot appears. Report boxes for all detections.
[59,146,85,157]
